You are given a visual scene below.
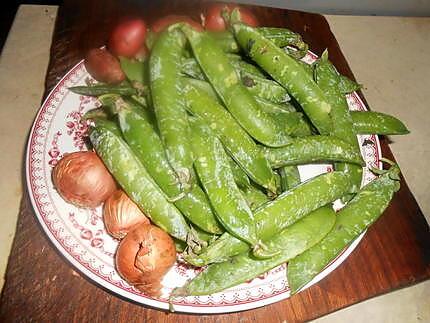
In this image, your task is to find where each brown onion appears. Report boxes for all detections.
[52,151,117,208]
[103,190,150,239]
[115,223,176,296]
[84,48,125,84]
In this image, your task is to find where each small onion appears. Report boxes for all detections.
[103,190,150,239]
[52,151,117,208]
[115,223,176,296]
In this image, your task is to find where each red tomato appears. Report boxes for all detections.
[108,18,147,58]
[151,15,203,33]
[205,3,259,31]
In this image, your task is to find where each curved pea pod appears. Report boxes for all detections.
[149,29,195,190]
[89,122,189,241]
[314,50,363,195]
[288,164,401,294]
[190,118,258,247]
[209,30,241,53]
[115,101,223,234]
[231,20,333,135]
[262,136,365,168]
[182,79,278,194]
[181,57,291,104]
[175,206,335,296]
[184,171,353,266]
[257,27,308,58]
[351,111,410,135]
[179,23,291,147]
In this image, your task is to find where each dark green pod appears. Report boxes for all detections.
[288,165,401,294]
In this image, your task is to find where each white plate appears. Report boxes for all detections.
[26,52,381,313]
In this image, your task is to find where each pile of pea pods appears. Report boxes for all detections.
[72,13,408,297]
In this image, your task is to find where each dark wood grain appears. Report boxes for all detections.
[1,1,429,322]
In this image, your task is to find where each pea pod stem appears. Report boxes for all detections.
[175,206,335,296]
[89,121,190,241]
[262,136,365,168]
[287,164,401,294]
[184,171,353,266]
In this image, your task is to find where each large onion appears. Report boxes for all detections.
[115,223,176,296]
[52,151,117,208]
[103,190,150,239]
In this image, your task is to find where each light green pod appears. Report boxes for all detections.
[288,165,401,294]
[149,29,194,189]
[190,118,258,247]
[89,123,189,241]
[176,206,335,296]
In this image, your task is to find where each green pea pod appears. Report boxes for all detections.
[241,70,290,103]
[314,50,363,194]
[69,84,137,96]
[257,27,308,58]
[150,29,195,190]
[351,111,410,135]
[184,171,353,266]
[182,79,278,194]
[254,96,296,113]
[176,206,335,296]
[279,166,301,191]
[181,57,290,104]
[115,100,223,234]
[230,58,266,78]
[231,20,333,135]
[209,28,308,57]
[89,122,190,241]
[180,76,310,137]
[190,118,259,247]
[179,23,291,147]
[119,57,148,85]
[254,97,313,137]
[262,136,365,168]
[240,185,270,211]
[288,164,401,294]
[209,30,241,53]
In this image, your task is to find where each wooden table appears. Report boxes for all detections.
[1,1,429,322]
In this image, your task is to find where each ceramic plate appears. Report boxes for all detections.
[26,51,381,313]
